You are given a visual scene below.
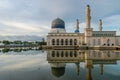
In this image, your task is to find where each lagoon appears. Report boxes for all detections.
[0,50,120,80]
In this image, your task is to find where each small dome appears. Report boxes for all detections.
[52,18,65,29]
[75,29,79,33]
[51,67,65,77]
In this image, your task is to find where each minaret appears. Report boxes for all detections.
[84,5,93,46]
[85,51,93,80]
[75,19,79,33]
[86,66,92,80]
[85,60,93,80]
[99,64,103,75]
[99,19,103,31]
[86,5,91,28]
[76,19,79,30]
[75,62,80,75]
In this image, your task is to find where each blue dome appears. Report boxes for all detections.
[52,18,65,29]
[51,67,65,77]
[75,29,79,33]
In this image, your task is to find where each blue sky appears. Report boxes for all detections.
[0,0,120,36]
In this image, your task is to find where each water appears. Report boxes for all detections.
[0,49,120,80]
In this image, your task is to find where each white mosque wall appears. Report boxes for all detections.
[87,37,118,46]
[47,33,82,46]
[116,37,120,46]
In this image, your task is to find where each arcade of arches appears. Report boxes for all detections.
[52,39,77,46]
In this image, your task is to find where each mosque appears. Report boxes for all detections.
[46,5,120,48]
[47,50,120,79]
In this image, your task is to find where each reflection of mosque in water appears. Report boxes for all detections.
[47,50,120,80]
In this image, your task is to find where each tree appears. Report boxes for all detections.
[2,40,10,45]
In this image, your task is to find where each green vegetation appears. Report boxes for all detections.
[0,47,43,53]
[0,39,46,47]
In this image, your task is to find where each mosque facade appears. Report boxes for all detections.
[47,5,120,47]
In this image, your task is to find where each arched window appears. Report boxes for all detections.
[98,52,101,57]
[74,39,77,45]
[116,52,120,57]
[70,39,73,45]
[70,51,72,57]
[65,39,68,45]
[107,51,110,57]
[116,39,119,46]
[93,39,96,46]
[98,39,101,45]
[93,51,96,57]
[74,51,77,57]
[52,39,55,45]
[57,39,59,45]
[52,51,55,57]
[112,44,114,46]
[103,44,106,46]
[61,39,64,45]
[65,51,68,57]
[107,39,110,46]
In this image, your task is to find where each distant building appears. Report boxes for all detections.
[47,5,120,47]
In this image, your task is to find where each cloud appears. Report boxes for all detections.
[103,15,120,25]
[0,35,43,41]
[0,0,13,9]
[0,20,40,32]
[0,19,50,36]
[0,0,120,36]
[0,53,47,71]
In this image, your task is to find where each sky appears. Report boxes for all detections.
[0,0,120,37]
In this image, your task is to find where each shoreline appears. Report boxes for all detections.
[43,46,120,50]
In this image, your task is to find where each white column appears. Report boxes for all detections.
[73,39,74,46]
[50,39,52,46]
[63,39,65,46]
